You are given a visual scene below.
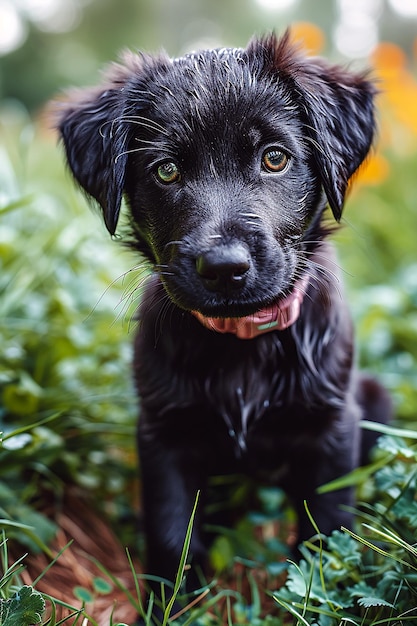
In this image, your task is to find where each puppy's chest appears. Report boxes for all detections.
[203,363,332,476]
[139,325,335,460]
[200,346,307,456]
[208,370,274,458]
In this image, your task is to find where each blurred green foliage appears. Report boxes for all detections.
[0,105,139,550]
[335,146,417,422]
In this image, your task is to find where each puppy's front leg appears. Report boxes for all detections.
[138,413,207,616]
[287,407,360,546]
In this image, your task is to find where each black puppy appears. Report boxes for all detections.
[57,31,390,615]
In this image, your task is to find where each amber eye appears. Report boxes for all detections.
[156,161,181,184]
[262,149,289,173]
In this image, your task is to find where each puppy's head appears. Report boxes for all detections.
[57,32,375,318]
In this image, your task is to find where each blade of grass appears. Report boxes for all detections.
[273,595,312,626]
[169,587,210,621]
[361,524,417,561]
[317,454,393,494]
[0,195,34,214]
[0,520,54,558]
[247,570,261,618]
[162,491,200,626]
[125,548,145,617]
[360,420,417,440]
[1,412,62,443]
[44,597,56,626]
[304,500,336,613]
[180,589,241,626]
[31,541,74,587]
[342,527,417,570]
[275,595,360,624]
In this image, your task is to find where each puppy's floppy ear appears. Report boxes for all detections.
[296,57,376,221]
[56,62,133,235]
[254,32,376,221]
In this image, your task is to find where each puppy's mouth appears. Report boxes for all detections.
[191,275,309,340]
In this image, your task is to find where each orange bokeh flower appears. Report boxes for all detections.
[372,42,407,71]
[371,41,417,139]
[354,153,390,187]
[289,22,325,55]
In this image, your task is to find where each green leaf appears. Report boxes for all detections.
[326,531,362,568]
[92,576,113,595]
[375,464,408,495]
[378,435,417,457]
[349,580,378,602]
[0,585,45,626]
[357,596,395,608]
[73,586,94,603]
[284,559,316,600]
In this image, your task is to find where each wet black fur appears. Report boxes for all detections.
[57,32,391,616]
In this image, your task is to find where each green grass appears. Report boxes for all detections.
[0,532,88,625]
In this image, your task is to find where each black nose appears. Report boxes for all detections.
[196,244,250,292]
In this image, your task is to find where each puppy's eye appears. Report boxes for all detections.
[156,161,181,184]
[262,149,289,173]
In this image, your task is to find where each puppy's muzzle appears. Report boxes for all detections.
[195,243,250,293]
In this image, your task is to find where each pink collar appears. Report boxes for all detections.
[192,275,309,340]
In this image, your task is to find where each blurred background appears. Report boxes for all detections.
[1,0,417,110]
[0,1,416,615]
